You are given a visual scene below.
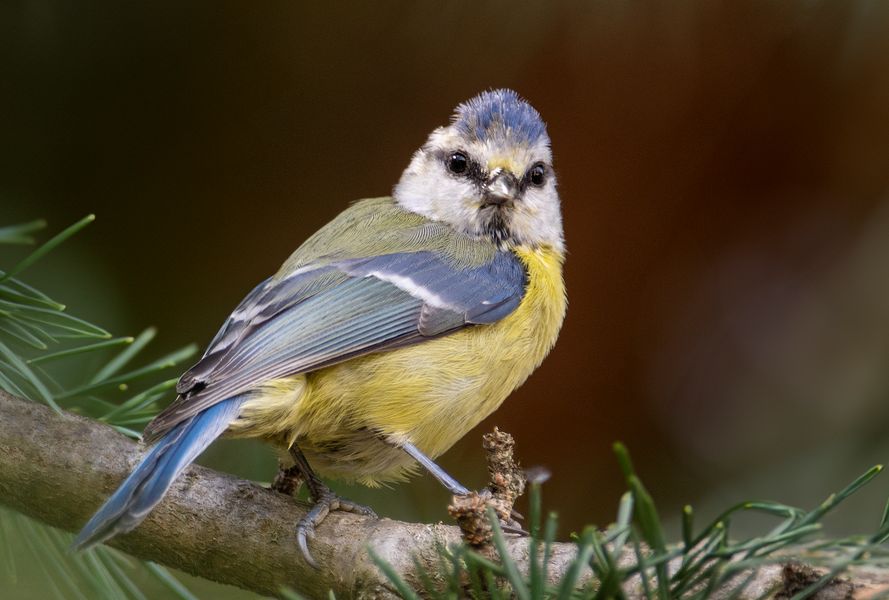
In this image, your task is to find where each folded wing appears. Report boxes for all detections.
[142,250,526,442]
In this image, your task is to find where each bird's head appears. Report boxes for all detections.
[394,89,563,252]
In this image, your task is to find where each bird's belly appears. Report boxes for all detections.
[230,246,566,486]
[289,330,531,484]
[294,247,566,484]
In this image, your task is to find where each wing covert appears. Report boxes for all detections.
[145,250,526,441]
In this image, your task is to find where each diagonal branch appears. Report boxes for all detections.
[5,390,889,599]
[0,390,584,598]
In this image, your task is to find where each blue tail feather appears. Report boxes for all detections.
[72,396,243,551]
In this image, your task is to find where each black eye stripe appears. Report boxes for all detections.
[436,149,485,183]
[432,149,550,189]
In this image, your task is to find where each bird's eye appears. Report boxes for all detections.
[528,163,547,187]
[447,152,469,174]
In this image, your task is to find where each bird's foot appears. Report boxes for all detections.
[478,488,528,536]
[499,511,528,536]
[449,488,528,548]
[492,504,526,535]
[297,485,377,569]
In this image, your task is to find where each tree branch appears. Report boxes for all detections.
[4,389,889,599]
[0,390,583,598]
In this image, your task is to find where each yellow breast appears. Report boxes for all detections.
[229,246,566,484]
[285,245,567,483]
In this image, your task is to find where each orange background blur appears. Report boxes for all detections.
[4,3,889,595]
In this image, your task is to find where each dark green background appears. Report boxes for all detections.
[4,2,889,598]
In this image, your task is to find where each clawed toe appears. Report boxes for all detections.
[503,507,527,535]
[334,494,378,518]
[500,519,529,536]
[296,488,377,568]
[296,517,319,569]
[285,444,378,567]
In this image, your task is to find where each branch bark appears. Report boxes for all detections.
[3,389,889,599]
[0,390,583,598]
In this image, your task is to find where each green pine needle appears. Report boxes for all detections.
[0,219,47,245]
[27,336,134,364]
[4,215,889,600]
[369,547,423,600]
[0,217,200,599]
[0,215,94,282]
[369,451,889,600]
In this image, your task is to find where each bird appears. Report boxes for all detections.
[73,88,567,566]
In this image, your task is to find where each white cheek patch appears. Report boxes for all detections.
[394,125,564,250]
[510,184,564,252]
[395,156,480,226]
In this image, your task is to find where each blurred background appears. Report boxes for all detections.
[3,1,889,597]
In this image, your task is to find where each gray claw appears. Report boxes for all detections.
[295,488,377,568]
[501,523,530,536]
[297,522,319,570]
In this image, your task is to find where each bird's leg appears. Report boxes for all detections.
[399,442,525,534]
[288,444,377,568]
[401,441,470,495]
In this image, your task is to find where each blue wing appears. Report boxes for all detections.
[142,250,526,441]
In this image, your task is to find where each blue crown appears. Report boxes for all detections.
[452,89,548,146]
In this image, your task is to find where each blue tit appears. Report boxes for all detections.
[73,89,567,565]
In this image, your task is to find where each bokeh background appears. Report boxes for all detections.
[4,1,889,597]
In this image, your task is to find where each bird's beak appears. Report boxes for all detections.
[483,168,519,207]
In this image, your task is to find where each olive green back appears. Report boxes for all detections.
[275,197,498,279]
